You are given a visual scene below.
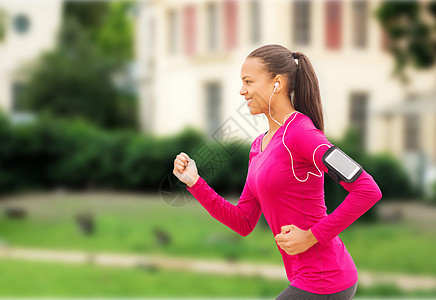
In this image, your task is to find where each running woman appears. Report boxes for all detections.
[173,44,382,299]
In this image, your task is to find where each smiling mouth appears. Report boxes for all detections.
[246,99,253,106]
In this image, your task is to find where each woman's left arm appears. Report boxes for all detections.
[275,122,382,254]
[310,169,382,244]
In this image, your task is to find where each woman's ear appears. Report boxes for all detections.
[273,75,285,93]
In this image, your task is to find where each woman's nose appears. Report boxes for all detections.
[240,86,246,96]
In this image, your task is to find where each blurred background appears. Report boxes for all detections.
[0,0,435,298]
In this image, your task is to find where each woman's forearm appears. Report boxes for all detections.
[187,176,262,237]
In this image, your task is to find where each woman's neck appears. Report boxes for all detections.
[264,92,297,133]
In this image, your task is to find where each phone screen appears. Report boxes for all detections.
[324,149,360,180]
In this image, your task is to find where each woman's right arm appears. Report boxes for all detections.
[173,152,261,237]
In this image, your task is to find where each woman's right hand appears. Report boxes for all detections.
[173,152,200,187]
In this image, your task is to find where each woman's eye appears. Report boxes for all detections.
[245,80,251,84]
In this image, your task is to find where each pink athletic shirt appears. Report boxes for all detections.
[187,111,382,294]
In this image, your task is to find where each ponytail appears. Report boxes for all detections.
[247,45,324,132]
[292,52,324,132]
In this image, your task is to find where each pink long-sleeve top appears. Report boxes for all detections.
[186,111,382,294]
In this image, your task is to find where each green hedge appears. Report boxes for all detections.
[0,114,247,194]
[0,114,414,212]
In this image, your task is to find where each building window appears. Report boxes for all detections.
[293,0,311,45]
[184,5,196,55]
[149,17,156,61]
[167,9,177,55]
[325,0,342,50]
[224,0,238,50]
[13,13,30,35]
[352,0,368,48]
[12,82,26,112]
[206,82,222,137]
[206,2,219,52]
[381,29,391,52]
[404,113,420,151]
[0,9,7,41]
[11,82,35,124]
[249,0,261,44]
[349,92,368,146]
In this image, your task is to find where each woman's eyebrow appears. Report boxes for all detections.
[241,76,253,80]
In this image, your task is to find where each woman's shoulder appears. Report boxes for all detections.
[283,112,325,145]
[293,112,317,130]
[282,112,332,162]
[284,112,316,139]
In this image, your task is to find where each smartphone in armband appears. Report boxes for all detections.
[322,146,363,183]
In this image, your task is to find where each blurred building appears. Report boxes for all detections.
[141,0,435,195]
[0,1,62,121]
[378,91,436,196]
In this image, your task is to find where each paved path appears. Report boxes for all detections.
[1,246,436,292]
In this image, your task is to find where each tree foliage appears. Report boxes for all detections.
[375,1,436,83]
[64,1,109,32]
[64,1,134,63]
[95,2,134,62]
[17,2,137,130]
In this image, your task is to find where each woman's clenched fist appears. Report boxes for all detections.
[173,152,200,187]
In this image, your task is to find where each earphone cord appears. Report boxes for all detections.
[281,113,331,182]
[268,85,284,126]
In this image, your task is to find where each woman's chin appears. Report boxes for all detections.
[248,109,262,116]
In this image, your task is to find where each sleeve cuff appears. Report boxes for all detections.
[186,176,203,192]
[310,220,329,245]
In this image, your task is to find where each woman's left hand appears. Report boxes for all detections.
[274,225,319,255]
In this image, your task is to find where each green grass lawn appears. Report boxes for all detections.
[0,258,435,298]
[0,192,283,264]
[341,222,436,275]
[0,258,286,298]
[1,192,435,276]
[1,192,436,298]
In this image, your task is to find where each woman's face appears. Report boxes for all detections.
[240,57,275,115]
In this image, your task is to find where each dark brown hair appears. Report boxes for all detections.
[247,44,324,132]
